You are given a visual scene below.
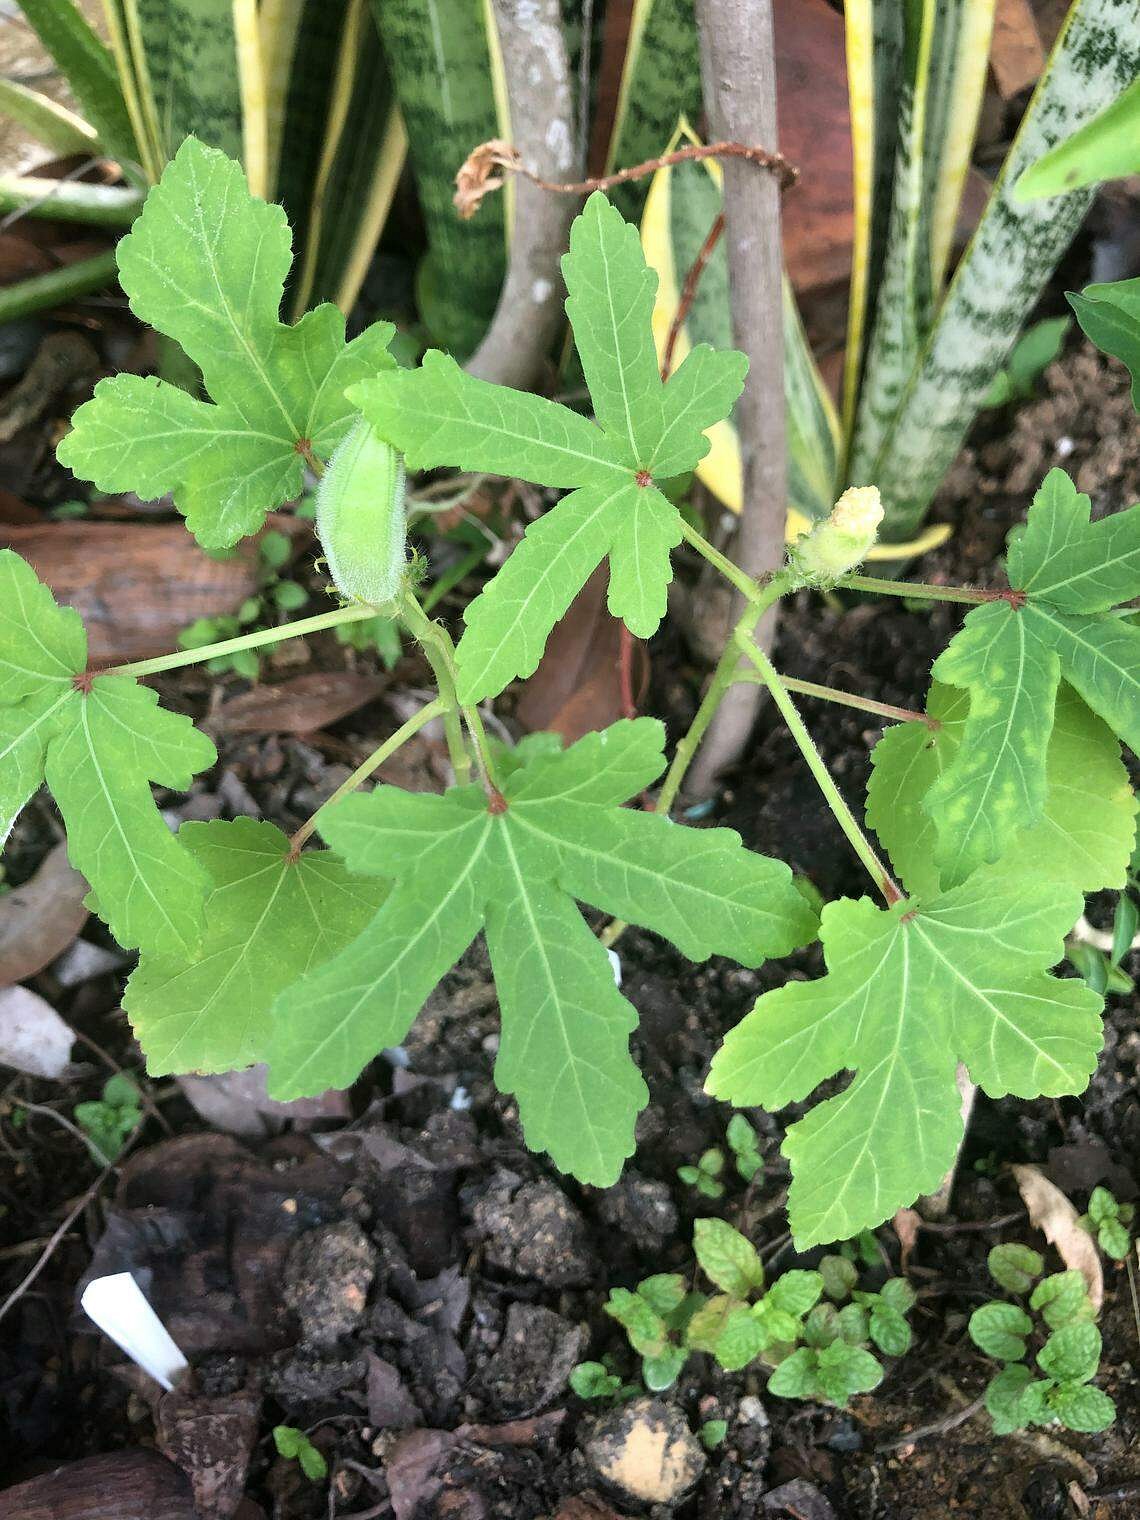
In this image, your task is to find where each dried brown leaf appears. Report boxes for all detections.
[1011,1163,1103,1311]
[0,841,89,984]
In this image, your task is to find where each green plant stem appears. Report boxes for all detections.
[288,697,447,853]
[398,590,472,786]
[733,672,936,729]
[838,573,997,605]
[0,249,119,325]
[104,603,379,679]
[462,704,504,800]
[736,633,903,906]
[677,516,768,605]
[0,174,143,227]
[654,570,791,819]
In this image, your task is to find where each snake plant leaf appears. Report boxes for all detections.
[708,867,1103,1247]
[130,0,244,164]
[844,0,996,483]
[266,718,816,1185]
[1068,277,1140,411]
[600,0,703,226]
[58,138,395,550]
[355,192,749,702]
[124,819,387,1075]
[18,0,139,165]
[922,470,1140,880]
[0,551,215,956]
[867,683,1137,901]
[871,0,1140,538]
[370,0,506,355]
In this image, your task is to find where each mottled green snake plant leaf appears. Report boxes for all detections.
[350,191,748,704]
[923,468,1140,883]
[708,862,1103,1247]
[58,137,395,550]
[0,550,215,956]
[265,718,817,1186]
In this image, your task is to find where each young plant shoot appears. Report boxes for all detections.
[7,139,1137,1249]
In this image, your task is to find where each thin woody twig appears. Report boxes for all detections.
[455,138,798,221]
[661,208,725,381]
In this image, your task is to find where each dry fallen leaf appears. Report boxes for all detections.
[0,984,76,1079]
[1011,1162,1103,1311]
[215,671,388,735]
[0,841,89,984]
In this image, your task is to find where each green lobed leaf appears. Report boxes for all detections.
[124,819,386,1074]
[912,471,1140,876]
[563,193,664,468]
[988,1243,1045,1295]
[606,1288,669,1356]
[265,718,813,1185]
[869,1303,910,1357]
[1008,469,1140,612]
[767,1347,819,1399]
[867,682,1136,901]
[59,139,395,549]
[0,551,217,953]
[969,1302,1034,1362]
[636,1274,688,1315]
[47,677,216,957]
[707,864,1103,1248]
[1069,277,1140,410]
[878,1277,916,1314]
[354,192,749,699]
[1098,1217,1132,1260]
[693,1219,764,1297]
[1087,1186,1118,1226]
[1037,1322,1101,1383]
[924,602,1060,886]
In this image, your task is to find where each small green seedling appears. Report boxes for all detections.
[969,1246,1114,1433]
[74,1073,142,1164]
[272,1425,327,1481]
[678,1147,726,1199]
[699,1418,728,1451]
[604,1273,701,1390]
[179,531,309,680]
[979,318,1071,408]
[568,1359,637,1402]
[1079,1187,1135,1262]
[726,1113,763,1182]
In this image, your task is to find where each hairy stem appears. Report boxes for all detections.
[398,591,472,785]
[462,704,504,802]
[736,634,903,906]
[733,672,937,728]
[288,697,447,853]
[103,604,379,679]
[838,573,999,605]
[687,0,787,795]
[677,516,768,606]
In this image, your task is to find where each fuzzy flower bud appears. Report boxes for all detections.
[316,419,407,607]
[789,485,883,585]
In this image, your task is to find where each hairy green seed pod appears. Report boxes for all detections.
[789,485,884,586]
[316,419,407,606]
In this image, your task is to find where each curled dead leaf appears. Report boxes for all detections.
[1011,1163,1103,1311]
[0,841,89,984]
[0,984,76,1079]
[454,139,523,220]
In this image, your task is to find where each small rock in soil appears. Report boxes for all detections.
[471,1173,595,1286]
[264,1347,368,1406]
[282,1219,377,1344]
[366,1350,421,1430]
[478,1302,585,1416]
[594,1171,677,1250]
[582,1397,707,1506]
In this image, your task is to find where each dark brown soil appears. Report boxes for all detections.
[2,342,1139,1520]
